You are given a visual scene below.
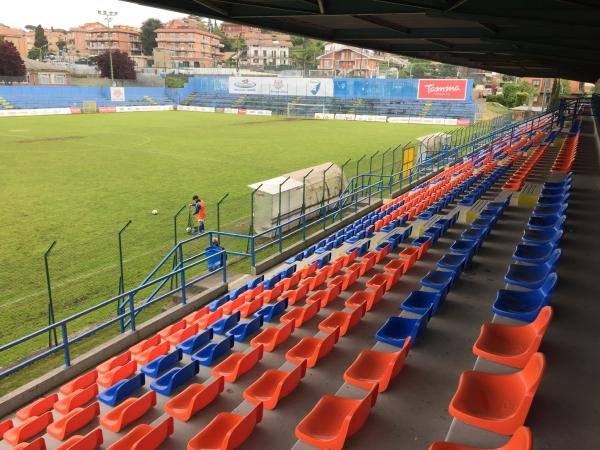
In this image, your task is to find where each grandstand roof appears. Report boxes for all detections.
[126,0,600,82]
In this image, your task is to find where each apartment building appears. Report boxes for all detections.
[0,25,28,58]
[67,22,141,57]
[244,33,292,67]
[221,23,260,38]
[155,18,222,68]
[317,43,408,78]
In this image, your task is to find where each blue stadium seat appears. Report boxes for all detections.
[505,262,553,289]
[375,316,426,347]
[151,361,199,396]
[400,290,441,316]
[254,297,288,321]
[227,315,264,342]
[492,273,557,322]
[192,336,235,366]
[141,349,183,378]
[98,373,145,406]
[211,311,241,335]
[177,329,214,355]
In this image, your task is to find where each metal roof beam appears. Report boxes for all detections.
[428,9,600,30]
[190,0,229,16]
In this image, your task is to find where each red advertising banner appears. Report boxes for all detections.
[457,118,471,126]
[417,79,468,101]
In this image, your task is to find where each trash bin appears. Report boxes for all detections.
[205,246,224,272]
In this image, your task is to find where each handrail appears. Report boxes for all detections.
[0,249,229,378]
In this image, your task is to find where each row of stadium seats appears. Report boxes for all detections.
[437,170,572,449]
[0,119,553,449]
[184,92,476,119]
[0,86,175,110]
[292,137,529,448]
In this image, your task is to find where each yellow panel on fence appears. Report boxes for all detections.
[402,146,415,178]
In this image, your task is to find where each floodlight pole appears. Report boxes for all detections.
[44,241,58,347]
[216,193,229,243]
[98,10,118,85]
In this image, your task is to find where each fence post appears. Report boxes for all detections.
[44,241,58,347]
[340,158,351,194]
[301,169,314,215]
[117,220,132,332]
[61,323,70,367]
[367,150,379,204]
[117,220,132,295]
[278,225,283,253]
[171,204,187,291]
[355,154,366,207]
[277,177,291,227]
[246,183,262,256]
[216,193,229,243]
[400,144,407,187]
[128,293,136,332]
[178,244,186,305]
[321,163,334,225]
[222,252,228,284]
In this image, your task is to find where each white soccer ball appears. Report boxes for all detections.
[186,227,192,233]
[152,209,158,215]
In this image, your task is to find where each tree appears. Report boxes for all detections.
[140,18,163,56]
[56,39,67,52]
[96,50,136,80]
[27,25,48,60]
[486,80,536,108]
[0,40,26,79]
[290,38,323,72]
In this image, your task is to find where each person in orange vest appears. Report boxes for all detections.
[191,195,207,234]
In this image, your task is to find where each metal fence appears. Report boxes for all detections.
[0,106,559,383]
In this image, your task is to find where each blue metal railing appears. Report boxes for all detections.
[0,250,228,378]
[0,107,560,380]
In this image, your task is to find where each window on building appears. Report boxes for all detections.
[53,74,66,85]
[38,73,50,84]
[263,50,267,57]
[532,79,541,87]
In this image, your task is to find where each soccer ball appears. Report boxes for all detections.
[186,227,192,233]
[152,209,158,215]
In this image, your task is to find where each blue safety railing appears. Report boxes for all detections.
[0,106,562,380]
[0,249,229,378]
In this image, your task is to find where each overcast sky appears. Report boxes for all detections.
[2,0,187,29]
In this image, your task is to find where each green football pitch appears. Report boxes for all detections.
[0,111,449,386]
